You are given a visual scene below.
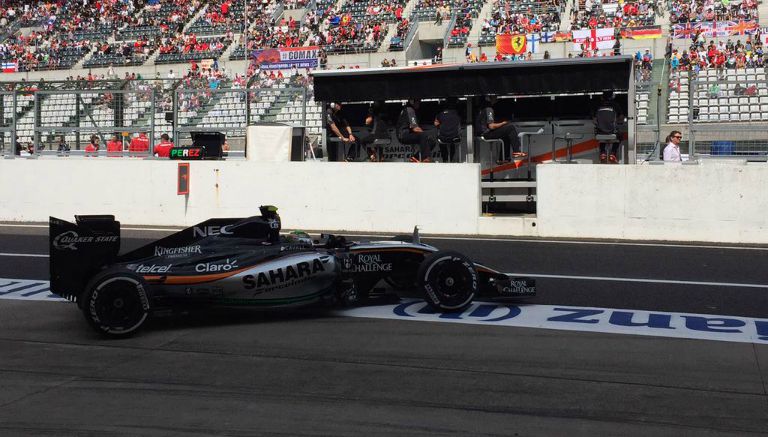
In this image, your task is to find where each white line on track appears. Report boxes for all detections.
[0,223,181,232]
[0,252,48,258]
[0,249,765,289]
[509,272,768,289]
[2,224,767,251]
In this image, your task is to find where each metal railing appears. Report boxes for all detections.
[0,82,315,158]
[32,89,156,152]
[0,91,18,155]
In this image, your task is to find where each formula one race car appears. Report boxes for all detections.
[50,206,535,337]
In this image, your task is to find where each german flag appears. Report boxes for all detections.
[621,25,663,40]
[496,34,527,55]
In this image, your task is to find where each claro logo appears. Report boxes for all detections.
[393,301,521,322]
[196,258,239,272]
[193,225,234,238]
[243,259,325,290]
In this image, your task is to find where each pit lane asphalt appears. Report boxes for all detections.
[0,225,767,436]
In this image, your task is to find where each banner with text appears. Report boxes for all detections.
[672,20,759,39]
[251,46,319,70]
[572,28,616,50]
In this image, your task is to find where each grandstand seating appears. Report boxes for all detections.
[571,0,657,30]
[669,67,768,123]
[478,0,561,46]
[2,0,768,151]
[445,0,486,48]
[155,35,234,64]
[322,0,406,54]
[669,0,757,25]
[84,39,158,69]
[118,0,199,41]
[187,1,247,36]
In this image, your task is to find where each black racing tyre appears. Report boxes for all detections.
[417,251,478,312]
[82,270,151,338]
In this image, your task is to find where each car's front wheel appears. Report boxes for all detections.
[417,251,478,312]
[82,271,151,338]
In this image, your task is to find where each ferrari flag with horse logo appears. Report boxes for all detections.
[496,34,527,55]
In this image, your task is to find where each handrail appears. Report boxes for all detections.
[404,20,420,52]
[300,0,317,22]
[443,12,457,49]
[272,2,285,21]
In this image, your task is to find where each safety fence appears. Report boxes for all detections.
[633,60,768,161]
[0,80,314,158]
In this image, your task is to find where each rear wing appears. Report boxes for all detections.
[49,216,121,303]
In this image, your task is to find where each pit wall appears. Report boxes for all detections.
[536,162,768,244]
[0,160,481,235]
[1,159,767,244]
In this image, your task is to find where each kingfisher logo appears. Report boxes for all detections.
[154,245,202,258]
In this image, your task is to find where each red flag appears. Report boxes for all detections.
[496,34,527,55]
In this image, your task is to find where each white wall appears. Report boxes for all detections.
[536,163,768,244]
[0,159,481,235]
[2,159,768,243]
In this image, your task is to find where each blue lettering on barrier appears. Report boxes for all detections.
[608,311,674,329]
[548,308,603,324]
[393,301,419,317]
[392,301,520,322]
[480,305,521,322]
[417,305,437,315]
[682,316,745,333]
[0,282,37,295]
[469,304,500,318]
[755,321,768,341]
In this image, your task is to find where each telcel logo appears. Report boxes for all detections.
[193,225,234,238]
[196,258,239,272]
[134,264,172,274]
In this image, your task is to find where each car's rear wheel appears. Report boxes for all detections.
[417,251,478,311]
[82,271,151,338]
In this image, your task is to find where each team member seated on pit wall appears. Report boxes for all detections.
[153,133,175,158]
[663,130,683,162]
[434,97,461,163]
[106,134,122,157]
[594,91,623,164]
[356,100,389,162]
[397,99,435,163]
[325,102,358,162]
[56,136,70,154]
[129,132,150,156]
[84,135,100,157]
[475,95,526,164]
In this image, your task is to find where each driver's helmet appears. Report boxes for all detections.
[286,230,313,246]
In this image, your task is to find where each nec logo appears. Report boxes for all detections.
[193,225,234,238]
[393,301,521,322]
